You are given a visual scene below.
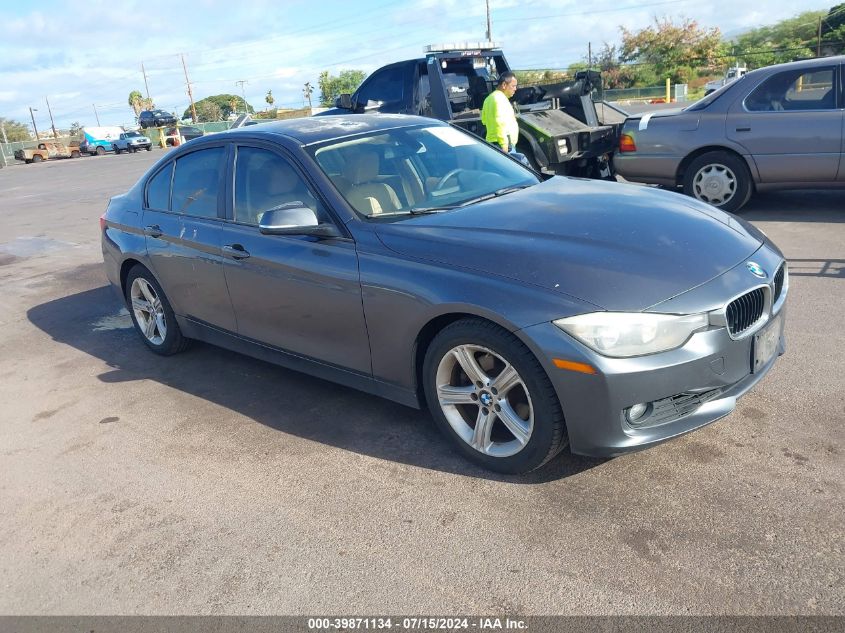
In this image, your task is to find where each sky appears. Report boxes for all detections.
[0,0,833,132]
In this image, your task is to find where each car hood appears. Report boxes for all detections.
[374,178,763,312]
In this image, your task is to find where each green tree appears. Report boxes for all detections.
[128,90,154,117]
[820,4,845,54]
[318,69,366,106]
[620,17,724,82]
[731,10,824,67]
[69,121,82,136]
[195,101,223,122]
[182,94,255,122]
[0,117,31,142]
[265,90,275,106]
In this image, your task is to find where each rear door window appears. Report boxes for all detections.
[745,67,836,112]
[171,147,226,217]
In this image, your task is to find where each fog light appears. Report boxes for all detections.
[626,402,649,424]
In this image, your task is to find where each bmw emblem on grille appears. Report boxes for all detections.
[746,262,767,278]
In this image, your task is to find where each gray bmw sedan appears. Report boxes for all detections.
[101,114,787,473]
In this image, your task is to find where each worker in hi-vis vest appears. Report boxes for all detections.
[481,72,529,165]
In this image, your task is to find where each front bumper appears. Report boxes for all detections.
[519,305,785,458]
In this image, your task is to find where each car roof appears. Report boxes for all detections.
[219,113,444,145]
[748,55,845,78]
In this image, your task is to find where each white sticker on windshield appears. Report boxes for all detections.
[425,126,475,147]
[638,113,654,131]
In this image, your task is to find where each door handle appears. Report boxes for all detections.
[143,224,163,238]
[222,244,251,260]
[735,127,751,132]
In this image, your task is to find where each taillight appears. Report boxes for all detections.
[619,133,637,153]
[99,214,107,231]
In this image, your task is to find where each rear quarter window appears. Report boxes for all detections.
[145,163,173,210]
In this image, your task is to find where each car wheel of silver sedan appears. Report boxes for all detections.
[423,319,568,474]
[124,265,190,356]
[683,150,753,213]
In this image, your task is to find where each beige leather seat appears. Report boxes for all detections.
[342,150,401,215]
[249,161,313,223]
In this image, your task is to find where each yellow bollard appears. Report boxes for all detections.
[666,77,671,103]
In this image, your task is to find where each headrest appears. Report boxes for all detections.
[258,160,300,195]
[342,149,379,184]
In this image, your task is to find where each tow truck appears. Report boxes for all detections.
[321,42,626,178]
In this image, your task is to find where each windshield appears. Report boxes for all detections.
[126,132,142,138]
[684,75,747,112]
[310,125,539,218]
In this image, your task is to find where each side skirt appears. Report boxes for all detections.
[178,316,422,410]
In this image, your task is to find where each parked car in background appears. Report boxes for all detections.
[705,65,747,95]
[113,131,152,153]
[139,109,178,128]
[14,141,81,163]
[164,125,204,145]
[79,126,124,155]
[615,56,844,212]
[101,114,787,474]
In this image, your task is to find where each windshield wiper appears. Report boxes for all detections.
[407,184,535,215]
[408,205,461,214]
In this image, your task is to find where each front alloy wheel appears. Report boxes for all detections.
[436,344,533,457]
[423,319,567,473]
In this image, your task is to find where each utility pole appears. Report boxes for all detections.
[588,42,592,69]
[92,104,100,126]
[235,80,248,114]
[485,0,492,42]
[181,54,198,123]
[29,107,40,140]
[303,82,313,110]
[141,62,151,99]
[818,15,823,57]
[45,96,58,138]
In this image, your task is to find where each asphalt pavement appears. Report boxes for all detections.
[0,150,842,615]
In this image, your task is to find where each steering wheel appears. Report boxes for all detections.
[434,168,463,191]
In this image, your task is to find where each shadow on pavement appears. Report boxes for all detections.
[740,189,844,223]
[27,270,604,484]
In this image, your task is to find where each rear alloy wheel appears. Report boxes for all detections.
[423,319,567,474]
[32,155,42,163]
[125,265,189,356]
[683,150,753,213]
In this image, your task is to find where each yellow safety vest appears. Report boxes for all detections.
[481,90,519,150]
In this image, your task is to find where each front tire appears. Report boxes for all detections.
[682,150,753,213]
[423,319,567,474]
[124,265,190,356]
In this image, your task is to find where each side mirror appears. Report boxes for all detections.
[336,93,353,110]
[258,205,341,239]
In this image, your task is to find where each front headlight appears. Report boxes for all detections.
[553,312,708,358]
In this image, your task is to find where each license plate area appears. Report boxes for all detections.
[752,314,782,373]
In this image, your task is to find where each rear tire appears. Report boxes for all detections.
[124,265,190,356]
[423,319,568,474]
[71,150,80,158]
[115,147,121,154]
[682,150,753,213]
[32,155,43,163]
[96,146,105,156]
